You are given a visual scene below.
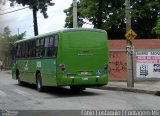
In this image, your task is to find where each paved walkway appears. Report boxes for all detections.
[99,81,160,95]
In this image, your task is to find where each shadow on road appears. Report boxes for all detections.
[14,83,102,98]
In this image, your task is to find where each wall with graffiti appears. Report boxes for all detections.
[108,39,160,81]
[109,51,127,81]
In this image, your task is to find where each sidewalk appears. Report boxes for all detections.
[99,81,160,95]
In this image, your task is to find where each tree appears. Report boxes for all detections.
[64,0,160,39]
[64,1,83,28]
[152,18,160,38]
[64,0,126,39]
[9,0,54,36]
[0,26,25,67]
[131,0,160,38]
[0,26,11,54]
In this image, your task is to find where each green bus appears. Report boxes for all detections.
[12,28,109,91]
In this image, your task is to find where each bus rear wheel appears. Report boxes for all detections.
[17,73,24,86]
[36,73,44,92]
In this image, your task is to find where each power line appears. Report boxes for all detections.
[0,7,15,11]
[0,4,22,11]
[0,25,33,30]
[0,6,29,15]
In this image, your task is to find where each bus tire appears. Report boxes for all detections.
[17,72,24,86]
[70,86,86,92]
[36,73,44,92]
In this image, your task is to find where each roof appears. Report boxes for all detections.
[15,28,107,44]
[62,28,106,33]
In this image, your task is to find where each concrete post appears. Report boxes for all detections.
[73,0,77,28]
[125,0,134,87]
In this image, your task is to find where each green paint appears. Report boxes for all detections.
[12,28,109,87]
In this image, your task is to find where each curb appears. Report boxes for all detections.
[3,70,12,74]
[96,86,159,95]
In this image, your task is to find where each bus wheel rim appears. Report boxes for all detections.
[18,74,21,84]
[37,78,41,89]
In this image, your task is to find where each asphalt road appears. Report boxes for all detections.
[0,71,160,116]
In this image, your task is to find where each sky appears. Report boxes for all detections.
[0,0,92,38]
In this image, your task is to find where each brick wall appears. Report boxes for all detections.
[108,39,160,80]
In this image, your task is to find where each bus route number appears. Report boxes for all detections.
[36,61,41,68]
[82,77,88,81]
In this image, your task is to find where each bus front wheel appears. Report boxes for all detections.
[36,73,44,92]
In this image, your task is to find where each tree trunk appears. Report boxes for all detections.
[33,6,38,36]
[98,0,103,29]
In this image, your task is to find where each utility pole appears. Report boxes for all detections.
[33,6,38,36]
[18,28,19,35]
[73,0,77,28]
[98,0,103,29]
[125,0,134,87]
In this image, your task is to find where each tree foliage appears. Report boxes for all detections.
[64,0,160,39]
[8,0,54,36]
[0,26,11,53]
[152,18,160,38]
[64,1,83,28]
[9,0,54,18]
[131,0,160,38]
[0,26,25,66]
[0,26,25,46]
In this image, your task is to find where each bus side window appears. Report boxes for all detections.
[12,44,16,60]
[49,36,54,57]
[21,43,23,57]
[16,44,19,58]
[40,38,45,57]
[53,34,58,57]
[19,44,22,58]
[18,43,21,58]
[28,41,32,57]
[44,37,49,57]
[23,42,27,58]
[25,42,29,58]
[22,43,25,58]
[20,43,23,58]
[32,40,36,57]
[36,39,40,57]
[21,43,23,58]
